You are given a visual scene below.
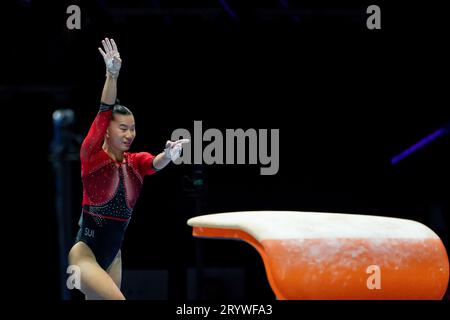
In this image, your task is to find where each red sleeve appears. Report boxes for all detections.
[134,152,158,177]
[80,103,113,162]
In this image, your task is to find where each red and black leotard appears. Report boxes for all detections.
[75,103,157,270]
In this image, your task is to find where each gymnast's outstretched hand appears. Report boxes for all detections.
[164,139,190,162]
[98,37,122,78]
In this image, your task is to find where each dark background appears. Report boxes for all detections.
[1,0,449,301]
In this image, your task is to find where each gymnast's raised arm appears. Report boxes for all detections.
[80,38,122,162]
[98,38,121,105]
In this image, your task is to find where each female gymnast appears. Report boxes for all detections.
[68,38,188,300]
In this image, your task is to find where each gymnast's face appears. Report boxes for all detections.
[105,114,136,152]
